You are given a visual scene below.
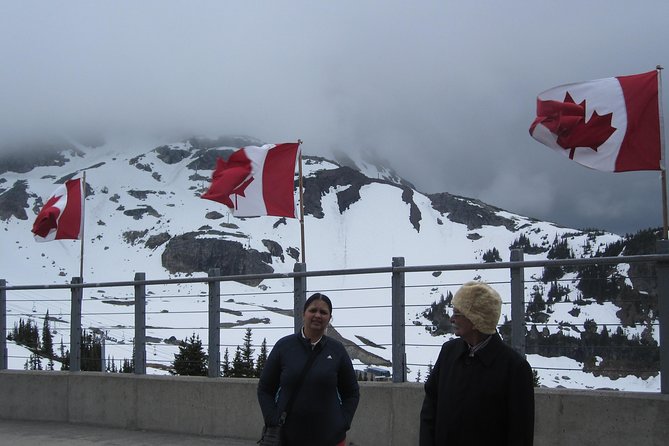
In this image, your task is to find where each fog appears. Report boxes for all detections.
[1,1,668,234]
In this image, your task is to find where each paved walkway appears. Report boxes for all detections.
[0,418,258,446]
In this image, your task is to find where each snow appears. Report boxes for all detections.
[0,137,660,391]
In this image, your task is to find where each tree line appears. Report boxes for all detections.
[9,314,267,377]
[171,327,268,377]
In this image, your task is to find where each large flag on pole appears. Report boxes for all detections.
[529,70,661,172]
[32,178,84,242]
[201,142,300,218]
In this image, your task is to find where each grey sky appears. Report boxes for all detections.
[1,1,668,235]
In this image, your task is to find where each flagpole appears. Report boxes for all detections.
[79,171,87,279]
[297,140,306,263]
[658,65,668,239]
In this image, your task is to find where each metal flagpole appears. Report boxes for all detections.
[79,171,87,279]
[297,140,306,263]
[657,66,668,239]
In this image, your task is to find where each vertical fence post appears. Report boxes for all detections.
[392,257,406,383]
[294,263,307,334]
[208,268,221,378]
[0,279,6,370]
[134,272,146,375]
[70,277,83,372]
[510,249,526,356]
[656,241,669,394]
[100,337,106,372]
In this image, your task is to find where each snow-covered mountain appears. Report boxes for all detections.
[0,134,660,391]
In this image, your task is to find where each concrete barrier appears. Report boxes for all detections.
[1,370,668,445]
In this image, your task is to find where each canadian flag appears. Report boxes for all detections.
[201,142,300,218]
[529,70,661,172]
[32,178,84,242]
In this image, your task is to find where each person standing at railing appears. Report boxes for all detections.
[257,293,360,446]
[419,281,535,446]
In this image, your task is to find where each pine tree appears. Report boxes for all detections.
[482,247,502,263]
[80,330,103,371]
[171,333,208,376]
[221,348,231,377]
[230,346,244,377]
[59,338,69,371]
[241,328,255,377]
[41,311,54,362]
[27,353,43,370]
[28,319,39,350]
[255,338,268,377]
[13,318,40,350]
[121,358,133,373]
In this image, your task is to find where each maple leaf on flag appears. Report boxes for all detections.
[232,176,254,198]
[201,142,300,217]
[32,194,64,238]
[201,152,253,208]
[32,178,84,241]
[530,71,660,172]
[533,92,617,159]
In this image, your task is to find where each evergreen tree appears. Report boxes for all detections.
[80,330,103,371]
[221,348,231,377]
[60,338,69,371]
[230,346,245,377]
[482,247,502,263]
[255,338,268,377]
[121,358,133,373]
[12,318,40,349]
[171,333,208,376]
[532,369,540,387]
[41,311,54,361]
[241,328,255,377]
[58,331,103,371]
[26,353,43,370]
[28,319,39,350]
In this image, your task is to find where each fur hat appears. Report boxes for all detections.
[452,281,502,335]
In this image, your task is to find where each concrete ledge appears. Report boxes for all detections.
[534,388,669,446]
[1,370,668,445]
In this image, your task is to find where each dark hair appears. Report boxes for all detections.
[303,293,333,314]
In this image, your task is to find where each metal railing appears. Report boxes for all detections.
[2,244,669,393]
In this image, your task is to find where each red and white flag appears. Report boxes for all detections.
[529,70,661,172]
[32,178,84,242]
[201,142,300,218]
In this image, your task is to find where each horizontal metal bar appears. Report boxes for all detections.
[3,253,668,291]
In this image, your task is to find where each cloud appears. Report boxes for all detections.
[0,0,667,234]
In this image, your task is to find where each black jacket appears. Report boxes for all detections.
[257,333,360,446]
[419,333,535,446]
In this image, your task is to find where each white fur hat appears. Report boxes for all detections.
[452,281,502,335]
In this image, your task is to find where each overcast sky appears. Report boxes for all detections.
[2,1,668,235]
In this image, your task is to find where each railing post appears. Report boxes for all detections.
[293,263,306,334]
[208,268,221,378]
[0,279,7,370]
[392,257,406,383]
[100,336,106,372]
[134,272,146,374]
[656,240,669,394]
[510,249,526,356]
[70,277,83,372]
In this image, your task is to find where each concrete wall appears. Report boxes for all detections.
[1,370,668,445]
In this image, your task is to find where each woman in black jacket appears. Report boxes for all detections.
[258,293,360,446]
[420,281,535,445]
